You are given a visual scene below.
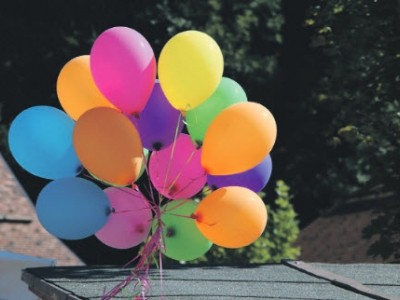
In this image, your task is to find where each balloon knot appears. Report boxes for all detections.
[166,227,176,237]
[135,224,145,233]
[107,207,116,216]
[191,213,201,222]
[195,140,202,149]
[203,166,210,174]
[153,142,162,151]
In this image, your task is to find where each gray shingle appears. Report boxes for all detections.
[22,263,400,299]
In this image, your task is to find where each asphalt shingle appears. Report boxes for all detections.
[22,262,400,300]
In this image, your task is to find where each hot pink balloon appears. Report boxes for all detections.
[149,133,206,199]
[90,26,156,114]
[95,187,152,249]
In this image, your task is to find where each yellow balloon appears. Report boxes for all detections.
[201,102,277,175]
[57,55,116,120]
[158,30,224,112]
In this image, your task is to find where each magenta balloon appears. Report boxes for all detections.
[95,187,152,249]
[207,155,273,192]
[129,81,184,151]
[90,26,156,114]
[149,133,206,199]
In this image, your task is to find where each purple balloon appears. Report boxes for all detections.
[130,81,184,151]
[207,155,272,192]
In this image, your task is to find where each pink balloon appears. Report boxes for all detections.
[149,134,206,199]
[95,187,152,249]
[90,26,156,114]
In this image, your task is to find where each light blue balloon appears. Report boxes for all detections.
[36,177,111,240]
[8,106,82,179]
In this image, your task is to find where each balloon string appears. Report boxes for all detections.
[169,173,206,199]
[163,198,192,213]
[102,164,166,300]
[184,108,199,132]
[166,212,196,220]
[112,208,153,215]
[159,247,165,300]
[140,148,158,206]
[101,204,164,300]
[162,112,183,193]
[165,147,208,199]
[101,273,137,300]
[166,148,196,195]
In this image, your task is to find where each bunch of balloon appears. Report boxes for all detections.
[8,26,277,297]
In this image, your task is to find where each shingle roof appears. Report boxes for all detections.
[21,261,400,299]
[0,154,83,266]
[297,195,395,263]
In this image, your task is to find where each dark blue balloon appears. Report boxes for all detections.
[207,155,272,192]
[129,81,184,151]
[36,177,111,240]
[8,106,82,179]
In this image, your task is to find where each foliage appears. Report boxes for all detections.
[363,203,400,261]
[184,180,300,266]
[151,0,284,98]
[300,0,400,259]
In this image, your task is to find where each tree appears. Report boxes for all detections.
[296,0,400,259]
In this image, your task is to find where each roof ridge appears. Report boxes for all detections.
[282,260,400,300]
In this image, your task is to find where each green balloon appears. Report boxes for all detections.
[185,77,247,146]
[155,199,212,261]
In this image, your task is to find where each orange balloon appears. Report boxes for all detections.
[57,55,116,120]
[73,107,143,186]
[194,186,267,248]
[201,102,277,175]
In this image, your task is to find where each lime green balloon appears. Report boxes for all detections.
[185,77,247,146]
[155,199,212,261]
